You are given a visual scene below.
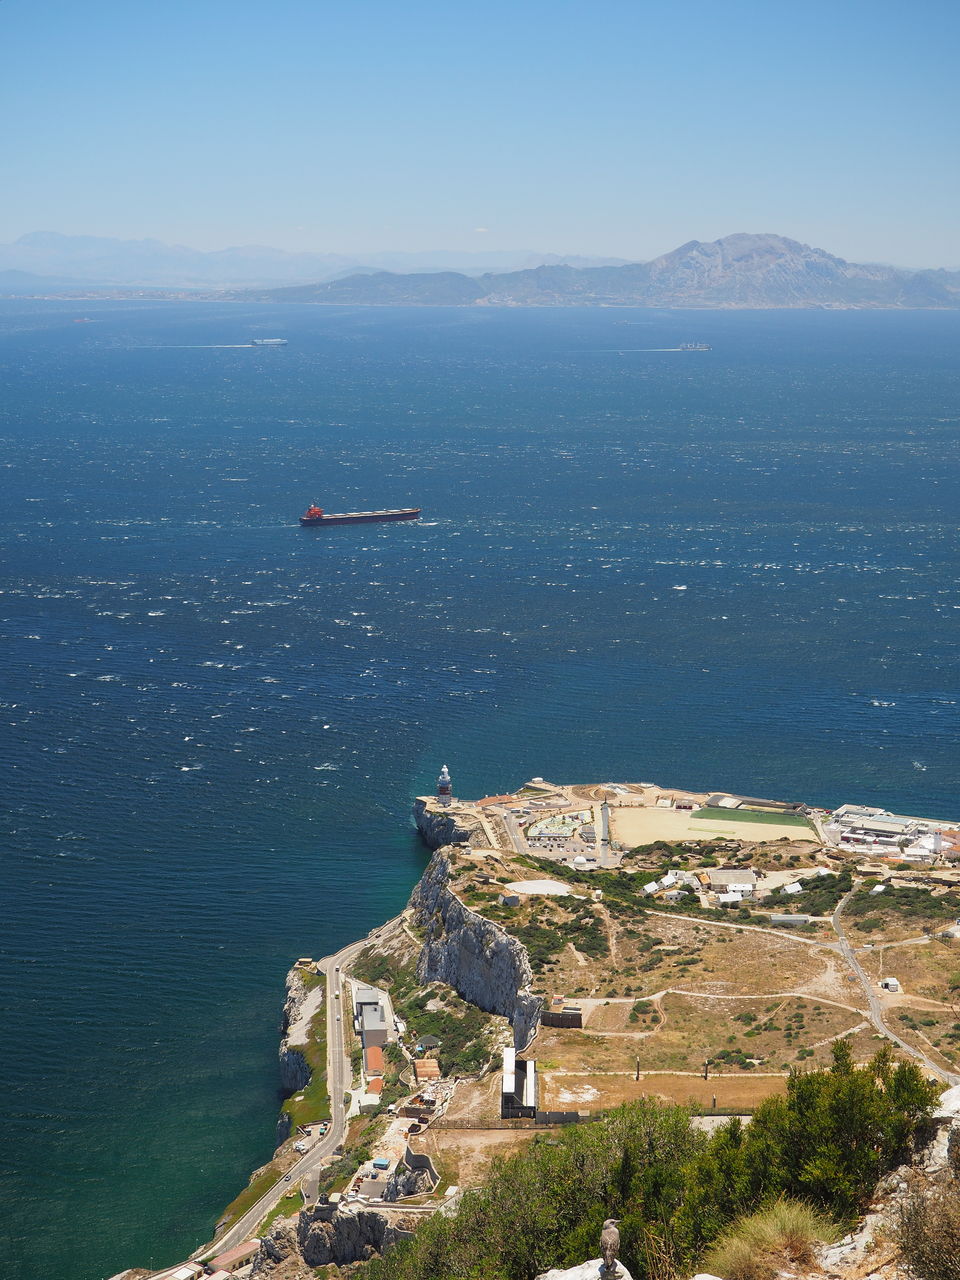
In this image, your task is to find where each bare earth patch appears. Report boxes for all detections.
[419,1128,537,1189]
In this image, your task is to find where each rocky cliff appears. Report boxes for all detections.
[275,968,318,1143]
[411,846,542,1049]
[252,1205,415,1276]
[279,970,313,1088]
[413,797,484,849]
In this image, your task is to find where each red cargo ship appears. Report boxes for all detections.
[299,504,420,527]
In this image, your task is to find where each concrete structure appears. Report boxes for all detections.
[501,1046,538,1119]
[707,869,758,894]
[541,996,583,1029]
[352,984,383,1014]
[766,913,811,927]
[880,977,901,992]
[361,1003,389,1047]
[414,1058,441,1083]
[707,793,806,814]
[169,1267,203,1280]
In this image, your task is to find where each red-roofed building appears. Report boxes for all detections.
[209,1238,261,1272]
[365,1045,385,1077]
[367,1076,384,1094]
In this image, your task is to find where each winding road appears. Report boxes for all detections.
[205,924,396,1258]
[831,888,960,1086]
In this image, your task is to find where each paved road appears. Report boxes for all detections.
[206,924,396,1257]
[831,889,960,1086]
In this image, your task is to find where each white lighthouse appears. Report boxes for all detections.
[436,764,453,807]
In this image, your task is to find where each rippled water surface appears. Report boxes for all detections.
[1,302,958,1279]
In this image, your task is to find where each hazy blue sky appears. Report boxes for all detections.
[2,0,958,264]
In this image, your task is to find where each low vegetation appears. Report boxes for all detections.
[847,883,960,928]
[767,870,852,915]
[702,1200,836,1280]
[217,1159,285,1233]
[352,949,493,1076]
[897,1177,960,1280]
[360,1043,937,1280]
[258,1190,303,1235]
[280,1005,331,1132]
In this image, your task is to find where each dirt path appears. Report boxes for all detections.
[596,903,620,965]
[646,908,842,952]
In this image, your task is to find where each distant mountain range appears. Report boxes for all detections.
[234,234,960,309]
[0,231,627,290]
[2,231,959,308]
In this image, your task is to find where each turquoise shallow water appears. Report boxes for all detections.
[1,302,958,1279]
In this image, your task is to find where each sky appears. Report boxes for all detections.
[2,0,958,266]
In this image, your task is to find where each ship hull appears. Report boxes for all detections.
[299,508,420,526]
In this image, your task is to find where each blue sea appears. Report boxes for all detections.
[1,301,958,1279]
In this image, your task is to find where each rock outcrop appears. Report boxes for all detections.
[411,846,542,1049]
[275,967,320,1143]
[251,1218,314,1279]
[303,1205,412,1267]
[537,1264,635,1280]
[413,797,483,849]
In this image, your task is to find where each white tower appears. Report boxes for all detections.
[436,764,453,807]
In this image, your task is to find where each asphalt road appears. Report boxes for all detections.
[831,888,960,1086]
[205,924,396,1257]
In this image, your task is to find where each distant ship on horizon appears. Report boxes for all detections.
[299,504,421,527]
[678,342,711,351]
[250,337,288,346]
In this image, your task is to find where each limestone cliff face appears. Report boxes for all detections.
[251,1205,415,1273]
[411,846,542,1049]
[413,797,483,849]
[250,1219,313,1279]
[276,969,313,1144]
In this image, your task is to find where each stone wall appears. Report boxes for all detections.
[410,846,542,1049]
[383,1144,440,1201]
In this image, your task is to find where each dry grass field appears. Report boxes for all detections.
[533,993,866,1076]
[440,1073,504,1127]
[539,1071,788,1112]
[419,1128,537,1189]
[856,937,960,1003]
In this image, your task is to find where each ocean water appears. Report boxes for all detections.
[1,301,958,1279]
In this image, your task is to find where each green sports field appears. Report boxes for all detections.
[691,806,813,830]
